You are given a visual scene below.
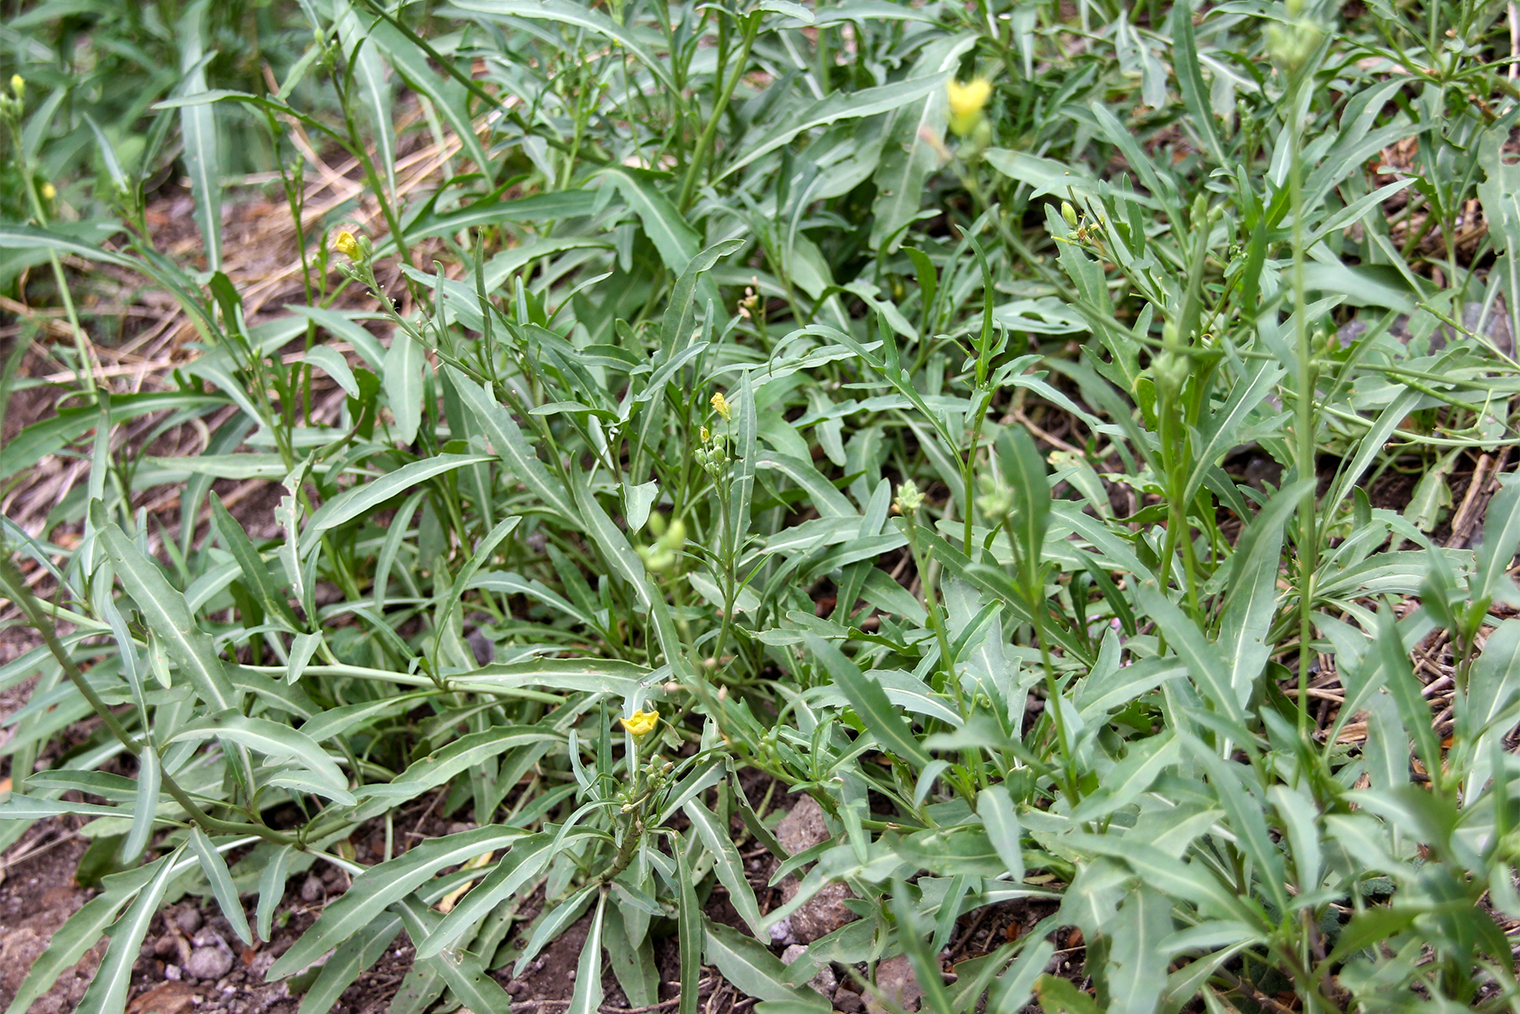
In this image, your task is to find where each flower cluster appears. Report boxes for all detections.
[638,512,686,573]
[1,74,24,121]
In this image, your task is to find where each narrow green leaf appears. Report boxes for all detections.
[270,827,528,978]
[675,834,702,1014]
[718,75,946,182]
[382,330,423,445]
[1,865,155,1014]
[75,852,180,1014]
[806,635,930,766]
[385,727,562,802]
[257,845,294,943]
[569,892,608,1014]
[452,0,676,93]
[514,883,598,975]
[1103,883,1175,1014]
[188,828,253,945]
[704,921,830,1009]
[94,509,238,712]
[997,427,1051,584]
[395,898,517,1013]
[362,16,491,178]
[1477,476,1520,603]
[212,497,301,630]
[871,37,975,252]
[447,367,576,521]
[303,454,493,546]
[1215,481,1309,709]
[604,901,659,1008]
[660,238,742,356]
[1168,0,1224,163]
[417,834,555,958]
[301,912,404,1014]
[685,798,764,936]
[175,1,221,270]
[170,712,354,805]
[82,114,127,193]
[304,346,359,399]
[598,166,700,278]
[570,467,653,611]
[1375,608,1442,784]
[1132,585,1247,735]
[123,747,160,864]
[336,0,396,203]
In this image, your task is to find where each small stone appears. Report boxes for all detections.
[773,796,857,945]
[186,946,233,981]
[165,964,182,981]
[866,955,923,1014]
[834,990,865,1014]
[175,907,203,934]
[300,875,323,903]
[776,795,831,855]
[777,879,855,945]
[782,944,837,999]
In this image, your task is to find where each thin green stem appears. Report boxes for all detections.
[677,11,760,213]
[1288,74,1319,745]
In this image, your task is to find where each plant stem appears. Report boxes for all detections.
[677,11,760,213]
[1288,71,1319,745]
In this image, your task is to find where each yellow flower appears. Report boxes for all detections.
[10,75,23,99]
[947,77,992,137]
[40,182,55,201]
[711,391,732,422]
[333,230,360,259]
[621,708,659,740]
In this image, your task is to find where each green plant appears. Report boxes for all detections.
[5,0,1520,1011]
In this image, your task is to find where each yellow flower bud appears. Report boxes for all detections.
[10,75,23,99]
[947,77,992,138]
[333,230,360,259]
[40,182,55,201]
[620,708,659,740]
[711,391,732,422]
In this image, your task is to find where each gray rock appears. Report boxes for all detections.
[776,795,831,855]
[1337,300,1515,357]
[300,874,324,902]
[835,989,865,1013]
[866,954,923,1013]
[772,795,857,945]
[186,945,233,981]
[781,944,838,999]
[777,879,856,945]
[174,906,202,934]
